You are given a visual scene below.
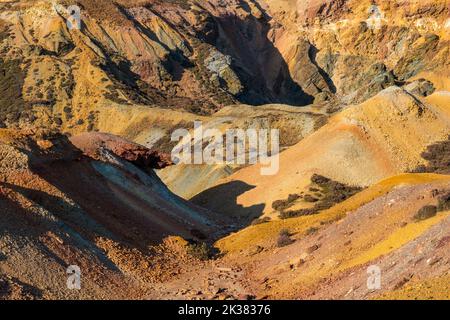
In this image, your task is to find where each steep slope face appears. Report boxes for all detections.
[193,87,450,219]
[215,173,450,299]
[0,129,219,242]
[0,129,222,299]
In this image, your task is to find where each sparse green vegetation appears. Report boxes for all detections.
[61,71,75,99]
[303,194,319,203]
[279,208,316,219]
[272,193,301,211]
[153,121,192,154]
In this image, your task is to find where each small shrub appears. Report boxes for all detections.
[187,242,212,261]
[305,227,319,235]
[414,205,437,221]
[272,194,301,211]
[279,211,294,219]
[287,194,301,202]
[289,175,363,219]
[311,174,331,185]
[279,229,290,237]
[272,199,289,211]
[277,234,293,247]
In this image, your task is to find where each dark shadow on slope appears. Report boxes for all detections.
[308,44,337,94]
[191,180,265,227]
[3,182,85,221]
[31,157,187,247]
